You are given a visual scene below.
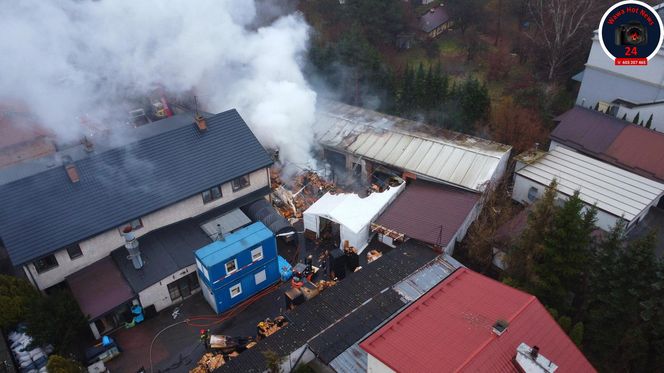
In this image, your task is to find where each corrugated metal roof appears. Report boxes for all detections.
[360,268,596,373]
[329,343,368,373]
[392,255,460,301]
[316,102,511,192]
[516,147,664,221]
[0,110,273,265]
[374,180,480,247]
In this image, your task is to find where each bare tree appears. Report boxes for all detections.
[526,0,596,81]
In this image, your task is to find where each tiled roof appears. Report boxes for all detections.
[360,268,596,372]
[0,110,272,265]
[605,125,664,181]
[374,180,480,246]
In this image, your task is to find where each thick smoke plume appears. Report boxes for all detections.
[0,0,317,167]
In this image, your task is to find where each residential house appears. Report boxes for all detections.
[575,4,664,131]
[419,6,452,39]
[512,147,664,231]
[0,110,280,338]
[360,268,596,372]
[195,222,280,314]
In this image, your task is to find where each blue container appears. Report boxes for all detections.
[195,222,280,314]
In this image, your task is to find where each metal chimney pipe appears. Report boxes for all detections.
[122,226,144,270]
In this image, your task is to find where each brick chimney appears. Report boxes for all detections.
[63,156,80,183]
[195,114,207,132]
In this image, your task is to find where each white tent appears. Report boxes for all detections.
[303,181,405,252]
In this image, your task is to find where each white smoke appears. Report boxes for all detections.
[0,0,317,167]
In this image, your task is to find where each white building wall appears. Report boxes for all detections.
[138,264,200,312]
[445,200,482,255]
[547,140,576,153]
[614,104,664,132]
[512,174,624,231]
[577,35,664,129]
[25,168,270,290]
[366,354,395,373]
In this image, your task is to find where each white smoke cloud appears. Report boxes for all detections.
[0,0,317,166]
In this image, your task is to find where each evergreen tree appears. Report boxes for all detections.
[646,113,653,129]
[399,65,415,115]
[534,192,596,315]
[423,65,436,110]
[632,112,640,124]
[621,113,628,121]
[458,78,490,126]
[585,227,664,372]
[504,180,558,289]
[414,63,426,111]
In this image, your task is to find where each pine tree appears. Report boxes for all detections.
[414,63,426,111]
[533,191,597,316]
[621,113,628,121]
[585,228,663,372]
[593,102,599,111]
[632,112,640,124]
[423,65,435,110]
[504,180,558,289]
[646,114,653,129]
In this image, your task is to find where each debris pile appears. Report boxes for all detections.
[270,167,338,220]
[191,353,225,372]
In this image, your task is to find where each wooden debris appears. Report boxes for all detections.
[191,352,225,372]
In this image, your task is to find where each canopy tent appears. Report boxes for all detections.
[303,180,405,252]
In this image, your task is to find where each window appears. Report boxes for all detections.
[33,255,59,274]
[251,247,263,262]
[167,281,181,302]
[119,218,143,233]
[66,244,83,260]
[255,270,266,285]
[231,174,250,192]
[225,259,238,275]
[527,186,538,202]
[202,185,223,204]
[229,283,242,298]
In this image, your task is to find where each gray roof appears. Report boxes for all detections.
[420,7,450,33]
[218,240,444,372]
[112,188,270,292]
[0,110,273,265]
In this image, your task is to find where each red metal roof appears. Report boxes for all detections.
[360,268,596,373]
[605,125,664,181]
[374,180,480,247]
[67,256,135,320]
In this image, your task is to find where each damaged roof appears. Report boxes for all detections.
[0,110,272,265]
[316,101,511,192]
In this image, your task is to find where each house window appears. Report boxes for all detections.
[255,270,266,285]
[119,218,143,233]
[527,186,538,202]
[66,244,83,260]
[167,281,181,302]
[33,255,59,274]
[229,283,242,298]
[251,247,263,262]
[202,185,223,204]
[225,259,238,275]
[231,175,250,192]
